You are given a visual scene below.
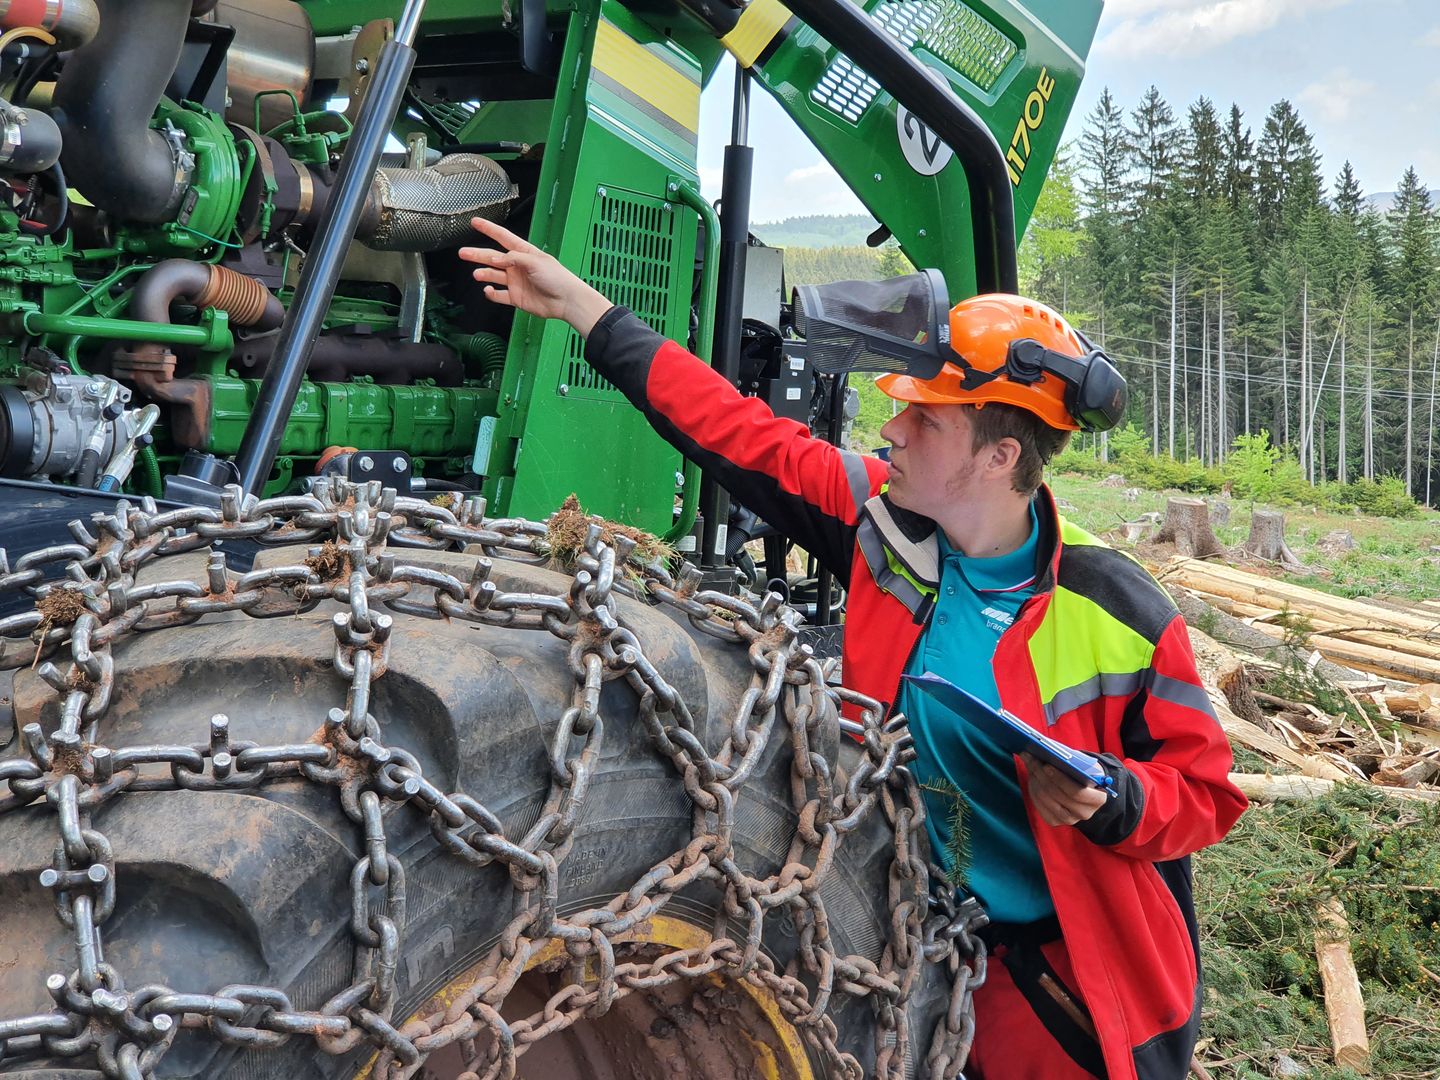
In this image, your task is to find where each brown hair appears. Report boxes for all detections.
[961,402,1071,496]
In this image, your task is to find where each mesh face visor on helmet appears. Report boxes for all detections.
[793,269,951,380]
[959,329,1129,432]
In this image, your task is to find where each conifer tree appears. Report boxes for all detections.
[1128,87,1179,215]
[1334,161,1364,219]
[1387,168,1437,493]
[1184,98,1224,202]
[1222,104,1255,212]
[1078,88,1133,334]
[1256,100,1323,235]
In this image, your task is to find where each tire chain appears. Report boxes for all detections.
[0,478,987,1080]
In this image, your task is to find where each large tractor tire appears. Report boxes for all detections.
[0,482,984,1080]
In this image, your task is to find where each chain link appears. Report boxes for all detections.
[0,477,986,1078]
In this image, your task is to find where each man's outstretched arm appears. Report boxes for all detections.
[459,218,887,579]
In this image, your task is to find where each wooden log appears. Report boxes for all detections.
[1154,498,1224,558]
[1373,753,1440,788]
[1240,624,1440,684]
[1384,685,1440,716]
[1232,615,1440,680]
[1230,772,1440,803]
[1244,509,1303,567]
[1166,559,1440,638]
[1276,709,1331,736]
[1165,585,1366,686]
[1315,898,1370,1071]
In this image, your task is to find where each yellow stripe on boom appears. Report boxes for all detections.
[720,0,792,69]
[593,19,700,134]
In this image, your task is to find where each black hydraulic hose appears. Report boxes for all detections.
[815,373,847,625]
[76,446,103,489]
[51,0,192,223]
[766,0,1019,295]
[234,9,425,495]
[13,51,59,108]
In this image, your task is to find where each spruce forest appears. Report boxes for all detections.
[1018,86,1440,507]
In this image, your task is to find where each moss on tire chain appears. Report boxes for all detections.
[0,479,986,1080]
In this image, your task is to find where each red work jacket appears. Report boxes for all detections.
[586,306,1247,1080]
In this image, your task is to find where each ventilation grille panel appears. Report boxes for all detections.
[809,1,1016,125]
[921,1,1017,93]
[561,189,677,398]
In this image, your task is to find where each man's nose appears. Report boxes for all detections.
[880,410,905,446]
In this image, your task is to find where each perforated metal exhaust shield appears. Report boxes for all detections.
[365,153,518,251]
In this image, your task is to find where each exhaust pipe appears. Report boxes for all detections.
[51,0,209,222]
[114,260,284,448]
[0,97,62,174]
[0,0,100,49]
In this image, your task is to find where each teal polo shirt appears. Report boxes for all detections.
[898,506,1054,923]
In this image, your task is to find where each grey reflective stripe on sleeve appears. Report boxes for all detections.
[1144,671,1217,718]
[841,451,873,515]
[1042,669,1216,726]
[1042,671,1144,726]
[857,516,930,617]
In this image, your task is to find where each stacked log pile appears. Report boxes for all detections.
[1162,561,1440,804]
[1162,557,1440,687]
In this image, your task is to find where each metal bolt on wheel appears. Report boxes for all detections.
[0,480,986,1079]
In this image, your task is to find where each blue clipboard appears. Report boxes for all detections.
[902,672,1115,796]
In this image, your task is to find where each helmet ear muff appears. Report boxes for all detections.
[999,337,1128,432]
[1069,351,1129,432]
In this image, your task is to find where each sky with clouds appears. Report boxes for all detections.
[699,0,1440,224]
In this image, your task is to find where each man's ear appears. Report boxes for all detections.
[984,436,1023,478]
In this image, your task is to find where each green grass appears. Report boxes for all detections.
[1047,472,1440,605]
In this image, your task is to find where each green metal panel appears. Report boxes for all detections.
[482,1,705,532]
[739,0,1101,299]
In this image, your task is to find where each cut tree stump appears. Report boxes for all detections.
[1153,498,1224,558]
[1244,509,1303,568]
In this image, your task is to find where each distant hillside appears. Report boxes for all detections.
[781,246,887,286]
[1365,189,1440,214]
[752,214,879,249]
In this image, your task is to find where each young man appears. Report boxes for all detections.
[460,219,1246,1080]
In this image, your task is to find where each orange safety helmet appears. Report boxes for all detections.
[877,294,1094,432]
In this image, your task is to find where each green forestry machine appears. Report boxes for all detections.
[0,0,1100,1078]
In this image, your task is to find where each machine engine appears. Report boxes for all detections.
[0,0,521,496]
